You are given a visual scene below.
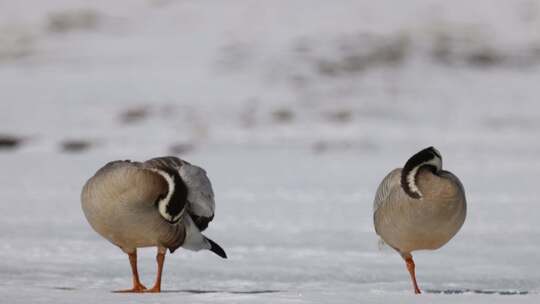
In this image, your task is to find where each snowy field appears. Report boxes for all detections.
[1,1,540,303]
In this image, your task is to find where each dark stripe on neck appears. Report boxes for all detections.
[400,147,438,199]
[163,168,187,219]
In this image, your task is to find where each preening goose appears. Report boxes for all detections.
[81,156,227,293]
[373,147,466,294]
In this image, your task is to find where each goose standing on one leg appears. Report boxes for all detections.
[81,156,227,293]
[373,147,466,294]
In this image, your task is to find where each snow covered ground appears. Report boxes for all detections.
[1,1,540,303]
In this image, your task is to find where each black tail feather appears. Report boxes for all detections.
[206,237,227,259]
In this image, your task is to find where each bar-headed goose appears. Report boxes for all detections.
[81,156,226,293]
[373,147,466,294]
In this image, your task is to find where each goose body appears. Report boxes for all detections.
[373,147,466,294]
[81,156,226,292]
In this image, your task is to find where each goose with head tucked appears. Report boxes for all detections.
[81,156,227,293]
[373,147,466,294]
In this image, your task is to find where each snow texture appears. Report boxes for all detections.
[1,0,540,303]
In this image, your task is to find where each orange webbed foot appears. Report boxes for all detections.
[113,283,147,293]
[145,285,161,293]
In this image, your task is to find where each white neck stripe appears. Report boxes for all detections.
[152,169,177,222]
[405,157,442,198]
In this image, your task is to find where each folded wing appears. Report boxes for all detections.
[82,160,168,208]
[179,163,216,231]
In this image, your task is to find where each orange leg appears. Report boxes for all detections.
[404,254,421,294]
[114,251,147,293]
[146,248,166,293]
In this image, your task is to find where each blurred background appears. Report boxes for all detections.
[1,1,539,303]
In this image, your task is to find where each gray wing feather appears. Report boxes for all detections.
[143,156,184,172]
[373,168,401,213]
[179,163,215,218]
[373,169,401,247]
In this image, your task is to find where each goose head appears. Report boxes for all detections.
[400,146,443,199]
